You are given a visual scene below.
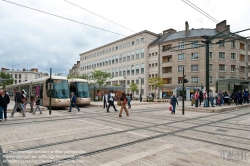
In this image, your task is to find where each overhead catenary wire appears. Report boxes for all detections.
[2,0,126,37]
[63,0,136,33]
[181,0,219,23]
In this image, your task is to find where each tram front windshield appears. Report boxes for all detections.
[53,80,70,98]
[75,82,89,98]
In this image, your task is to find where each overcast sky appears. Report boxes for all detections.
[0,0,250,76]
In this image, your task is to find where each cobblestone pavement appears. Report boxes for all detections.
[0,104,250,166]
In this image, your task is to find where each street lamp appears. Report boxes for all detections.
[138,77,142,102]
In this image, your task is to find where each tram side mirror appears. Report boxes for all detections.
[47,83,53,90]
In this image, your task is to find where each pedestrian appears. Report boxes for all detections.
[195,90,199,107]
[224,91,229,105]
[243,91,249,103]
[68,92,80,112]
[209,89,215,107]
[199,89,203,106]
[21,90,28,114]
[139,94,142,102]
[103,92,108,109]
[30,95,35,113]
[33,95,42,114]
[203,90,208,107]
[0,90,7,121]
[130,93,133,101]
[107,90,118,112]
[170,94,177,114]
[119,92,129,117]
[191,94,195,106]
[10,88,25,117]
[1,90,10,120]
[126,93,131,109]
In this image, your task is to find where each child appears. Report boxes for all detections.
[33,95,42,114]
[217,97,221,106]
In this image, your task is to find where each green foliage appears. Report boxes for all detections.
[113,83,120,86]
[55,72,63,76]
[149,76,164,98]
[68,73,88,79]
[129,83,138,95]
[91,69,112,92]
[0,72,14,89]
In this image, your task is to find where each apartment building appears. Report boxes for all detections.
[80,20,250,98]
[69,61,80,77]
[80,30,159,97]
[1,67,48,84]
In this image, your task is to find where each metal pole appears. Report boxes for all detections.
[182,68,184,115]
[205,40,210,107]
[49,68,52,115]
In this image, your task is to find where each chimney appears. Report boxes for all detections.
[185,21,189,36]
[216,20,230,33]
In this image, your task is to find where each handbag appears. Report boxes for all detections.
[123,98,127,104]
[117,100,121,106]
[169,106,172,111]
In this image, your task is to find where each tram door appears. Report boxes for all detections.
[69,82,77,95]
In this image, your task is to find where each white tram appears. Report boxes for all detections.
[68,78,90,106]
[6,76,70,107]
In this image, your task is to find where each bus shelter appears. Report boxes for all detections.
[216,78,250,93]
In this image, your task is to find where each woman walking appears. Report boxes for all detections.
[119,93,129,117]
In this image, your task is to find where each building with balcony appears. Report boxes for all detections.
[1,67,48,84]
[79,20,250,99]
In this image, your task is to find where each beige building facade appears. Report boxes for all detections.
[80,20,250,99]
[68,61,80,77]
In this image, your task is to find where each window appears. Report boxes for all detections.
[141,38,144,43]
[123,44,126,49]
[231,41,236,48]
[149,74,151,78]
[178,42,184,49]
[240,54,245,61]
[191,65,198,71]
[112,69,115,76]
[127,42,130,47]
[119,45,122,50]
[191,52,198,60]
[127,52,130,61]
[109,48,111,52]
[219,64,225,71]
[209,64,213,71]
[106,58,108,65]
[209,77,213,83]
[240,43,245,50]
[119,54,122,63]
[219,76,225,79]
[136,39,139,44]
[100,59,102,66]
[136,79,139,84]
[131,41,134,45]
[25,74,27,80]
[141,78,144,85]
[136,64,139,74]
[219,40,225,47]
[178,65,184,72]
[15,74,17,79]
[19,74,21,79]
[219,52,225,59]
[127,80,130,85]
[240,66,245,73]
[149,53,151,57]
[152,63,154,67]
[112,47,115,52]
[116,46,118,50]
[141,48,144,58]
[19,80,21,83]
[178,77,183,84]
[123,53,127,62]
[149,64,151,68]
[231,65,236,72]
[191,77,199,83]
[141,63,144,74]
[119,67,122,76]
[103,58,105,66]
[131,65,135,75]
[115,68,118,77]
[127,66,130,75]
[131,51,135,60]
[123,67,126,76]
[112,56,115,64]
[136,49,139,59]
[131,80,134,84]
[155,63,158,67]
[191,41,198,48]
[231,53,236,60]
[109,57,112,65]
[178,54,185,61]
[209,52,213,59]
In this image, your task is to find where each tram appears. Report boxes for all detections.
[68,78,90,106]
[6,76,70,107]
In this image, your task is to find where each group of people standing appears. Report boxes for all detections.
[191,89,249,107]
[102,91,132,117]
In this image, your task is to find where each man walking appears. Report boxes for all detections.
[107,90,118,112]
[10,88,25,117]
[33,95,42,114]
[0,90,5,121]
[68,92,80,112]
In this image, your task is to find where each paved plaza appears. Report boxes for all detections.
[1,102,250,166]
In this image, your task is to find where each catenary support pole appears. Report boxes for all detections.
[49,68,52,115]
[182,68,185,115]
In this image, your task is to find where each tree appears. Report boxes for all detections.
[55,72,63,76]
[113,83,120,86]
[91,69,112,94]
[0,72,14,89]
[129,83,138,96]
[68,73,88,79]
[149,76,164,98]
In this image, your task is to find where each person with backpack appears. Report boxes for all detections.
[107,90,118,112]
[119,92,129,117]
